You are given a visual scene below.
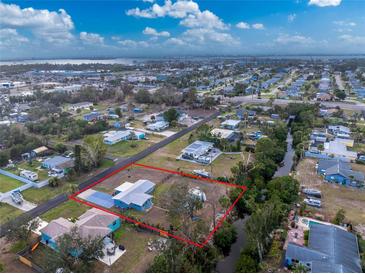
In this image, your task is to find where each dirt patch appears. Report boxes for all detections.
[294,158,365,225]
[0,237,34,273]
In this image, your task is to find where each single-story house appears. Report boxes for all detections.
[31,146,50,158]
[221,119,241,130]
[68,102,93,112]
[328,125,351,136]
[103,130,145,145]
[317,159,364,187]
[113,179,155,212]
[181,140,214,160]
[211,128,235,140]
[40,208,121,251]
[285,223,361,273]
[146,121,169,132]
[42,156,74,172]
[83,111,104,122]
[236,109,256,120]
[323,140,357,161]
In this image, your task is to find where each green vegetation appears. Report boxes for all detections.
[22,184,73,204]
[213,221,237,255]
[10,240,27,253]
[0,203,23,224]
[41,200,89,222]
[0,174,23,192]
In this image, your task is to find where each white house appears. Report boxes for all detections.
[146,121,169,132]
[221,119,241,130]
[103,130,145,145]
[68,102,93,111]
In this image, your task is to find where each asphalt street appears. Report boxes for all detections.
[0,111,220,236]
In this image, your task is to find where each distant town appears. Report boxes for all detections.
[0,57,364,273]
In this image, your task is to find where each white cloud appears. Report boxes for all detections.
[0,3,74,43]
[252,23,265,30]
[165,37,186,46]
[143,27,170,37]
[288,13,297,22]
[308,0,341,7]
[182,28,237,44]
[236,22,250,29]
[339,34,365,45]
[180,10,227,30]
[117,39,149,47]
[275,34,313,45]
[0,28,29,47]
[126,0,200,19]
[333,20,356,27]
[142,0,155,3]
[79,32,104,45]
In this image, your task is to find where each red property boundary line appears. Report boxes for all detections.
[69,163,247,248]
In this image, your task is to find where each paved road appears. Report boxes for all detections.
[227,95,365,111]
[0,111,220,237]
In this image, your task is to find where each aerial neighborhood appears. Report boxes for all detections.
[1,56,364,273]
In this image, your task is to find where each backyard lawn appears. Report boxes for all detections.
[0,203,23,224]
[41,200,89,222]
[95,224,159,273]
[0,174,23,193]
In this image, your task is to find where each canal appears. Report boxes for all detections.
[274,130,294,177]
[216,217,248,273]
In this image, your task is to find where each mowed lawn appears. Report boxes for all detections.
[94,224,159,273]
[107,135,164,158]
[22,184,73,204]
[0,174,23,193]
[41,200,89,222]
[0,203,23,224]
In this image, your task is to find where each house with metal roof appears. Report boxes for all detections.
[146,121,169,132]
[181,140,214,160]
[211,128,236,141]
[113,179,155,212]
[317,159,364,187]
[285,223,362,273]
[40,208,120,251]
[103,130,145,145]
[323,140,357,161]
[221,119,241,130]
[42,156,74,172]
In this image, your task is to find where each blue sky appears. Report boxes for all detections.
[0,0,365,59]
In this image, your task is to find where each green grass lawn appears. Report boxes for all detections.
[0,203,23,224]
[107,135,163,158]
[41,200,89,222]
[0,174,24,193]
[22,183,73,204]
[16,162,49,181]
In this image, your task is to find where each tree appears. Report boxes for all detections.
[135,89,152,104]
[332,209,346,225]
[0,151,9,167]
[267,176,299,204]
[163,108,179,123]
[45,227,104,272]
[236,252,258,272]
[55,143,67,153]
[115,107,122,117]
[202,97,216,109]
[74,144,82,173]
[81,135,107,168]
[48,177,60,187]
[184,88,198,106]
[334,89,346,100]
[6,215,40,245]
[213,221,237,255]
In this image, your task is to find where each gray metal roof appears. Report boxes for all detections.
[318,159,364,182]
[286,223,362,273]
[113,179,155,207]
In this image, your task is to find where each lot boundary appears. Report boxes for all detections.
[70,162,246,248]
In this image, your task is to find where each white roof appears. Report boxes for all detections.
[104,130,130,142]
[114,182,134,192]
[211,128,234,139]
[221,119,240,126]
[324,140,357,159]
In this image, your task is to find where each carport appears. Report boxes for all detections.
[78,189,114,208]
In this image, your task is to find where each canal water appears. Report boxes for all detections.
[274,130,294,177]
[216,217,248,273]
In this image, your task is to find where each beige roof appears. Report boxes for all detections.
[32,146,49,154]
[40,217,73,240]
[41,208,119,241]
